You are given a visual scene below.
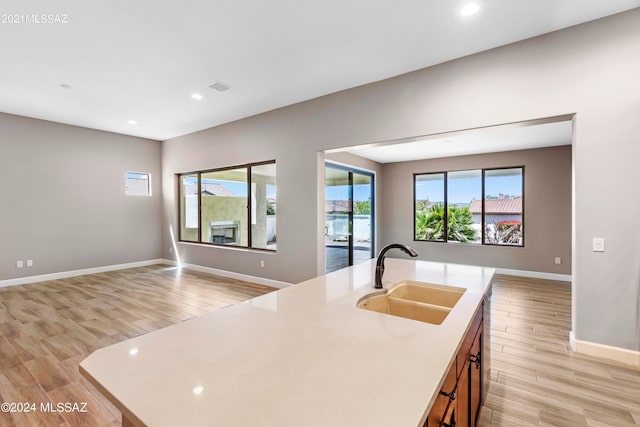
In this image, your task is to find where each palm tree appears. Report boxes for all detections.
[415,204,477,242]
[416,205,445,240]
[447,205,477,242]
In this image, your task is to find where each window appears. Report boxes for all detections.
[178,161,276,251]
[483,168,523,246]
[414,173,445,241]
[251,163,277,249]
[126,172,150,196]
[414,166,523,246]
[448,170,482,243]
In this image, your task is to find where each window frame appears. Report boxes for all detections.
[177,160,276,252]
[413,166,524,247]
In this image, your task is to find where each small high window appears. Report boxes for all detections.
[126,172,151,196]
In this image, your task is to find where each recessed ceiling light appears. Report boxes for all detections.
[129,348,139,356]
[193,386,204,395]
[128,120,138,125]
[460,3,480,16]
[60,84,72,90]
[191,93,203,100]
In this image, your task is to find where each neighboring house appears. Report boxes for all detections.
[325,200,350,213]
[182,181,235,196]
[469,196,523,225]
[125,176,149,196]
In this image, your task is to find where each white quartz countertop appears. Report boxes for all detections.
[80,259,495,427]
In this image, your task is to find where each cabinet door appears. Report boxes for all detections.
[469,327,482,427]
[441,397,457,427]
[425,363,457,427]
[456,362,470,427]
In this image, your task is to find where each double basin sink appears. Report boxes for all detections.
[357,281,465,325]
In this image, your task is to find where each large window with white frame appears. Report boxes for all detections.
[414,166,523,246]
[178,161,277,251]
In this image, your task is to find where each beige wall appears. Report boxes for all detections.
[201,196,247,246]
[179,196,247,244]
[162,10,640,352]
[0,113,162,281]
[379,146,572,274]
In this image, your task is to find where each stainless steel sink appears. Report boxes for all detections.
[357,281,465,325]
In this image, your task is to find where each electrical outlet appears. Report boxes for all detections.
[169,247,173,254]
[27,259,33,267]
[16,260,24,268]
[260,260,265,268]
[554,257,561,265]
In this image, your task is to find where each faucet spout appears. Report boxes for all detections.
[374,243,419,289]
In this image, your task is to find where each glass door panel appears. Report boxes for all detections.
[325,164,374,273]
[352,172,373,266]
[325,166,351,272]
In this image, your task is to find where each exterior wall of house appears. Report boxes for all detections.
[162,10,640,351]
[0,112,162,281]
[473,214,522,225]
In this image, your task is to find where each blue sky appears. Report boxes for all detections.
[188,172,520,204]
[325,184,372,202]
[185,177,276,199]
[416,173,522,203]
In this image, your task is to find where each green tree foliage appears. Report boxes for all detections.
[415,204,477,242]
[354,200,371,215]
[416,205,445,240]
[266,202,276,215]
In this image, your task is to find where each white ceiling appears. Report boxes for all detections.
[0,1,638,141]
[343,119,573,163]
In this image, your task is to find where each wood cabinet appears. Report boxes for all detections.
[425,360,458,427]
[425,301,485,427]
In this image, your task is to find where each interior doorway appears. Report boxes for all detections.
[324,163,374,273]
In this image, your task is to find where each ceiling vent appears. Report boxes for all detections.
[208,81,232,92]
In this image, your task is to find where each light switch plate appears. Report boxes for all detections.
[592,238,605,252]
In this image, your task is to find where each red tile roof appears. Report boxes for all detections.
[469,196,522,214]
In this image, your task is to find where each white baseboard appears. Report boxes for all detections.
[0,258,293,289]
[495,268,571,282]
[161,259,292,289]
[0,259,167,288]
[570,331,640,368]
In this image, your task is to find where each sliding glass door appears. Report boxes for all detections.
[324,164,374,273]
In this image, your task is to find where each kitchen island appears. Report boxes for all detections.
[80,259,494,426]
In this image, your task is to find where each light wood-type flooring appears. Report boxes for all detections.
[0,265,276,426]
[479,275,640,427]
[1,267,639,426]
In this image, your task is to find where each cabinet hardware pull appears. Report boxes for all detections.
[439,390,456,402]
[469,351,481,369]
[442,408,456,427]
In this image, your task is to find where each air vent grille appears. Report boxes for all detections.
[208,81,232,92]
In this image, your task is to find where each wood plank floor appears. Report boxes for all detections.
[0,264,276,427]
[2,268,639,426]
[479,275,640,427]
